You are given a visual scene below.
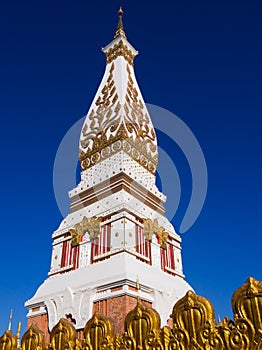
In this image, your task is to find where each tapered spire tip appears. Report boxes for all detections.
[114,6,126,39]
[118,6,123,16]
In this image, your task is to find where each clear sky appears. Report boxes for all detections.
[0,0,261,335]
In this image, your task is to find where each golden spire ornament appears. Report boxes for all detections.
[114,7,127,39]
[16,322,21,347]
[136,276,141,301]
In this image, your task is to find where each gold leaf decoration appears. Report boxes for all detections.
[69,216,102,246]
[83,311,114,350]
[82,216,102,240]
[232,277,262,333]
[105,40,135,66]
[157,230,169,250]
[143,219,159,241]
[114,333,134,350]
[69,225,82,247]
[171,290,216,342]
[49,318,76,350]
[125,299,161,350]
[21,324,45,350]
[0,330,17,350]
[143,219,168,248]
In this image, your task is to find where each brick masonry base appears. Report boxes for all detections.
[27,314,50,343]
[93,295,152,334]
[27,296,152,341]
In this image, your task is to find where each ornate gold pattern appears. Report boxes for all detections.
[232,276,262,333]
[49,318,77,350]
[4,277,262,349]
[69,228,81,247]
[124,299,161,350]
[143,219,169,248]
[171,290,216,342]
[157,231,169,250]
[69,216,102,246]
[80,63,119,152]
[21,325,45,350]
[123,64,157,169]
[0,330,17,350]
[105,40,135,66]
[143,219,160,241]
[83,311,114,350]
[79,63,158,174]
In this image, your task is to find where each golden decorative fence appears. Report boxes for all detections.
[1,277,262,350]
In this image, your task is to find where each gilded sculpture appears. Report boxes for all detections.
[0,330,17,350]
[69,216,102,246]
[143,219,169,249]
[21,325,45,350]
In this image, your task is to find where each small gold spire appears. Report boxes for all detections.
[114,7,127,39]
[136,276,140,291]
[136,276,141,301]
[16,322,21,347]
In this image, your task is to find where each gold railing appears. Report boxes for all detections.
[1,277,262,350]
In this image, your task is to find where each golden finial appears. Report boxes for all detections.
[114,6,127,39]
[136,276,141,301]
[118,6,123,16]
[16,322,21,347]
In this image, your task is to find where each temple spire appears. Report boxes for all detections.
[114,7,126,39]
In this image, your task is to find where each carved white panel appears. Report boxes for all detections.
[79,289,93,321]
[62,287,74,317]
[151,235,161,269]
[45,299,58,331]
[124,218,136,249]
[111,219,124,250]
[173,247,183,275]
[79,238,90,268]
[50,243,62,272]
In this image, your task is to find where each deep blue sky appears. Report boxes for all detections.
[0,0,261,335]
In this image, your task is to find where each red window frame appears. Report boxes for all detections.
[160,242,175,272]
[91,224,111,262]
[61,235,80,270]
[135,224,151,264]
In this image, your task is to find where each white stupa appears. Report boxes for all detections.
[25,8,192,337]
